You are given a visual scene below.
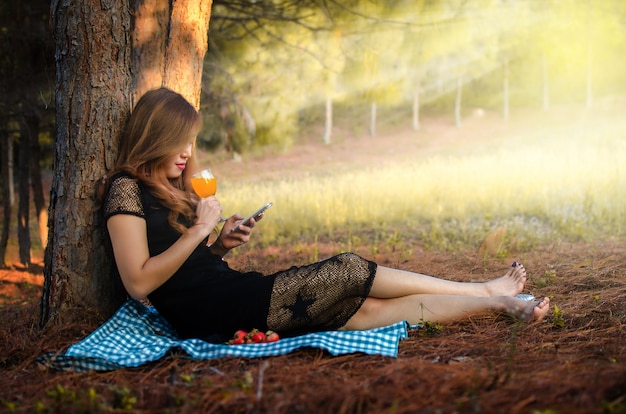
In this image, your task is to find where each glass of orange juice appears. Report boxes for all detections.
[191,168,226,224]
[191,168,217,198]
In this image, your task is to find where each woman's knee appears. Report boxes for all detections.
[342,298,384,330]
[358,297,384,316]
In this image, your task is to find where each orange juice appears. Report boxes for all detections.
[191,176,217,198]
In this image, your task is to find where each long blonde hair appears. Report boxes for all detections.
[108,87,202,233]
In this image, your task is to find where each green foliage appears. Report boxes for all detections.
[415,300,445,337]
[109,386,137,411]
[535,269,557,289]
[3,384,106,412]
[601,397,626,414]
[253,115,296,151]
[235,371,254,390]
[1,400,16,413]
[418,320,445,337]
[203,0,626,151]
[552,304,565,329]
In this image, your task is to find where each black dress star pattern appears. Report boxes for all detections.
[284,291,316,324]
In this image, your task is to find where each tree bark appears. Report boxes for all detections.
[134,0,212,109]
[542,53,549,111]
[42,0,133,326]
[0,129,11,268]
[586,41,593,110]
[454,77,462,128]
[132,0,169,104]
[42,0,213,326]
[28,111,49,250]
[370,101,377,138]
[503,59,509,121]
[323,95,332,145]
[412,82,420,131]
[17,122,31,268]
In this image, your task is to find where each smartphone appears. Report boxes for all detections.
[230,202,273,233]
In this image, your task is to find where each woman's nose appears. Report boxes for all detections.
[181,143,193,158]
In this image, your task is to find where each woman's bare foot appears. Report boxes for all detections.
[531,297,550,322]
[484,262,527,297]
[505,296,550,322]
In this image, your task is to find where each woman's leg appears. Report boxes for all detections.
[368,263,527,299]
[342,295,550,330]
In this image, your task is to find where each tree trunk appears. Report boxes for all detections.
[454,77,462,128]
[8,134,14,206]
[586,41,593,110]
[17,124,31,268]
[323,95,332,145]
[42,0,213,326]
[542,53,549,111]
[370,101,377,138]
[28,112,49,250]
[133,0,212,109]
[503,59,509,121]
[412,82,420,131]
[0,129,11,268]
[132,0,168,104]
[42,0,133,326]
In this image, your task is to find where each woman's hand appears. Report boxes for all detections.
[194,196,223,235]
[211,213,261,256]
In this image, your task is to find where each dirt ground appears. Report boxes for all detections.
[1,106,625,413]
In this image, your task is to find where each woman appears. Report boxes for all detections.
[103,88,549,342]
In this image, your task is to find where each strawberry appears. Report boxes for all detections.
[228,328,279,344]
[250,331,266,343]
[233,330,247,340]
[265,331,279,342]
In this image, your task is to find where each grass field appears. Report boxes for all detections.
[215,105,625,254]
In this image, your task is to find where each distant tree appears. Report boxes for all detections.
[454,77,463,127]
[0,0,54,267]
[0,121,11,268]
[205,1,362,151]
[503,59,509,120]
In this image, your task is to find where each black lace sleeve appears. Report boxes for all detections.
[104,175,145,220]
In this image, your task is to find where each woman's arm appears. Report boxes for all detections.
[107,196,222,300]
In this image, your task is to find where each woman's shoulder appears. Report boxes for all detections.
[107,173,142,199]
[109,171,137,186]
[104,172,145,219]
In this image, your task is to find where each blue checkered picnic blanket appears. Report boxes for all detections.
[39,300,410,372]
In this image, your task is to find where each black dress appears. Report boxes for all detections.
[104,174,377,342]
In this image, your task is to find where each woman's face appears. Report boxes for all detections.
[164,143,193,179]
